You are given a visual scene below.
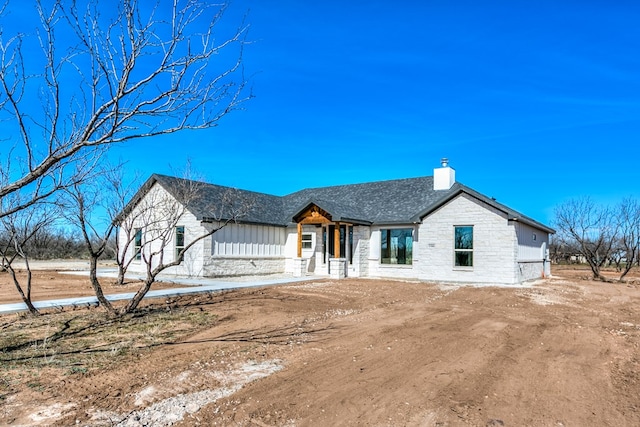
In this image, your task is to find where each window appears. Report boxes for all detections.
[322,225,353,264]
[175,226,185,261]
[381,228,413,265]
[134,228,142,261]
[454,226,473,267]
[301,233,313,249]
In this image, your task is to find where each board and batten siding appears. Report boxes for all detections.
[204,223,287,277]
[211,223,286,256]
[514,221,550,281]
[515,221,549,261]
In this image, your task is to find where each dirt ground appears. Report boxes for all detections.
[0,264,184,304]
[2,265,640,426]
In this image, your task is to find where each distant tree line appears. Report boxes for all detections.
[553,197,640,282]
[0,225,93,260]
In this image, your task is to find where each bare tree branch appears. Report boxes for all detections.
[554,197,619,281]
[0,201,57,315]
[120,171,253,314]
[0,0,251,218]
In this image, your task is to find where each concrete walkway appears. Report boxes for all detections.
[0,272,319,315]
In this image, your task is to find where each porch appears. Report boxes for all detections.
[292,203,362,279]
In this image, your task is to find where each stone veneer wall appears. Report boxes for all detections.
[203,256,286,277]
[349,226,370,277]
[517,260,546,282]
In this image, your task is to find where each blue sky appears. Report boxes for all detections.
[58,1,640,224]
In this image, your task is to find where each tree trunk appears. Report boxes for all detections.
[7,267,39,315]
[586,260,608,282]
[116,266,126,286]
[88,256,116,314]
[121,278,154,314]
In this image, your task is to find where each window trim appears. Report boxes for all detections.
[301,232,313,250]
[175,225,185,261]
[454,225,473,268]
[380,227,414,266]
[134,228,142,261]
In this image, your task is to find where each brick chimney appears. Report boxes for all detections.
[433,158,455,190]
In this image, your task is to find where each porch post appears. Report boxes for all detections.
[297,222,302,258]
[334,222,341,258]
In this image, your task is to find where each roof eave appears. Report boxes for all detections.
[202,217,288,227]
[336,217,373,226]
[411,184,555,234]
[508,217,556,234]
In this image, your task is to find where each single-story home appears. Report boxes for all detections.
[120,159,554,285]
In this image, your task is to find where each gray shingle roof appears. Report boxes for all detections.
[282,176,457,224]
[140,173,554,233]
[153,174,285,226]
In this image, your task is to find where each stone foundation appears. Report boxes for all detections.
[292,258,308,277]
[330,258,347,279]
[203,256,285,277]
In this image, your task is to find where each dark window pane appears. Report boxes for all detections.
[455,226,473,250]
[381,229,389,261]
[381,228,413,265]
[134,229,142,260]
[175,226,185,247]
[455,251,473,267]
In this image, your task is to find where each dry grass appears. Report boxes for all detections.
[0,299,215,379]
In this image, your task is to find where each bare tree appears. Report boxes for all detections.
[119,175,253,314]
[554,197,619,281]
[0,203,55,315]
[110,171,145,285]
[60,172,121,314]
[615,198,640,281]
[0,0,250,219]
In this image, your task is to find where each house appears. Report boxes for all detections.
[120,159,554,285]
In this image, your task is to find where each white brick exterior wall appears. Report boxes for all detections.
[365,194,525,284]
[419,194,518,284]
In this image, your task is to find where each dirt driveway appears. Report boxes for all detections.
[2,266,640,426]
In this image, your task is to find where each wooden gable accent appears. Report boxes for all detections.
[294,204,333,225]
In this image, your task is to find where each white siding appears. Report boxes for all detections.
[212,223,286,257]
[283,225,319,273]
[515,221,549,261]
[203,223,287,277]
[515,221,551,281]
